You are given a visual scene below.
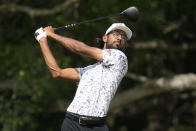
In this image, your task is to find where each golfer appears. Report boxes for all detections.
[35,23,132,131]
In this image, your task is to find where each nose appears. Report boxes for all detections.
[116,35,122,40]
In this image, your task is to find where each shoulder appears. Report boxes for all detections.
[102,49,128,66]
[103,49,127,59]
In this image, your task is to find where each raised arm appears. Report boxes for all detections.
[44,26,103,61]
[38,37,80,82]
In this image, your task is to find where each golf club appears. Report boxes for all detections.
[54,6,139,31]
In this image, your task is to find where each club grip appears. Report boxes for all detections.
[54,24,77,31]
[53,28,58,31]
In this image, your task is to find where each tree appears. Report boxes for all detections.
[0,0,196,131]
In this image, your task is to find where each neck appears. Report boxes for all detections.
[104,43,124,51]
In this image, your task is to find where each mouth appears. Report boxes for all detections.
[113,41,121,47]
[106,41,123,50]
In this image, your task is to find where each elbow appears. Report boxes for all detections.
[51,70,61,79]
[52,73,60,79]
[47,65,62,79]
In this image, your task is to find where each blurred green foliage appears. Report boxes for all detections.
[0,0,196,131]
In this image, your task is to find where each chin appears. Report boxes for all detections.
[106,46,117,49]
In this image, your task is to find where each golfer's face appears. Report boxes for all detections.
[106,30,127,50]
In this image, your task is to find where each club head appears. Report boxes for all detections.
[120,6,139,21]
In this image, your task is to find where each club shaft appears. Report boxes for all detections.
[54,13,120,31]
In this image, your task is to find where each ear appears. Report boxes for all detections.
[102,35,107,42]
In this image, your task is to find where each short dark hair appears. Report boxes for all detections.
[95,38,104,49]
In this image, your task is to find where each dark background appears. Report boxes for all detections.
[0,0,196,131]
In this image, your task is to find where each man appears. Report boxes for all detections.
[34,23,132,131]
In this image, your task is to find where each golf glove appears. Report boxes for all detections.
[34,27,47,42]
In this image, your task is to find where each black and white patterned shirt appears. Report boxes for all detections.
[67,49,128,117]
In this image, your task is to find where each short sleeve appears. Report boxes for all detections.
[76,64,94,79]
[76,67,86,79]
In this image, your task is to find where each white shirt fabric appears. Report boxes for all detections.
[67,49,128,117]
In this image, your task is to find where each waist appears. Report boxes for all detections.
[67,103,110,117]
[66,111,107,126]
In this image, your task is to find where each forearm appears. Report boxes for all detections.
[48,33,88,54]
[44,26,103,61]
[39,38,61,78]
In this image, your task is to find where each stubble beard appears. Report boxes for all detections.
[106,40,123,50]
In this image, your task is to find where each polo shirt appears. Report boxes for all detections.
[67,49,128,117]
